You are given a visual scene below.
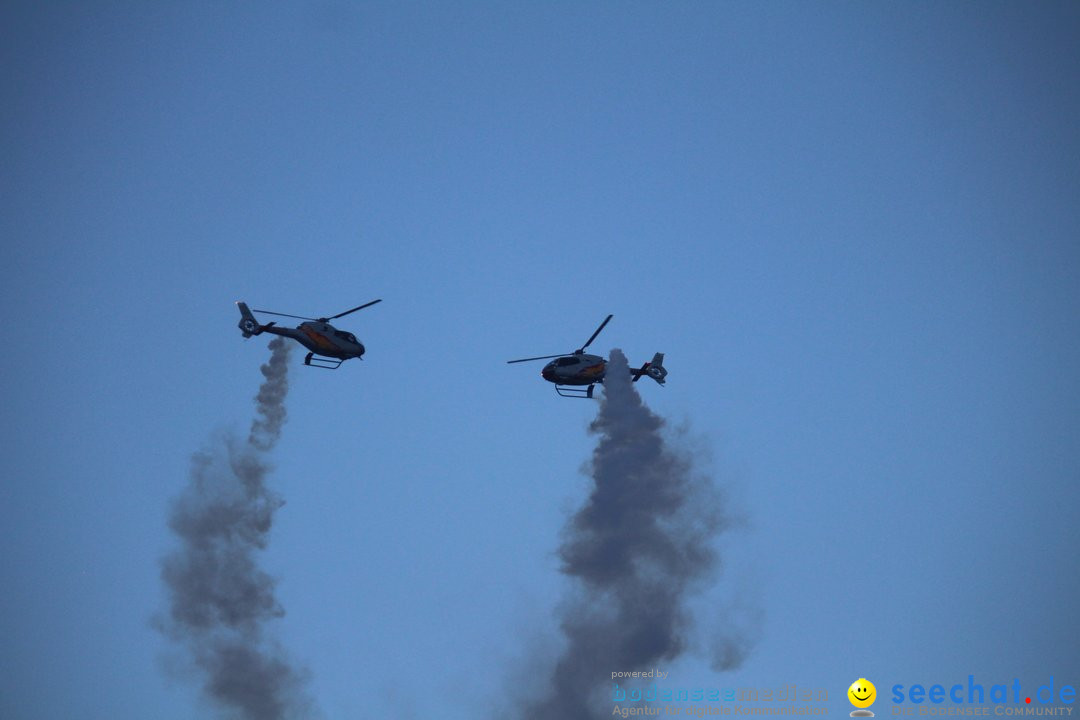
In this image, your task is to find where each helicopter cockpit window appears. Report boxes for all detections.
[333,330,358,344]
[556,357,579,367]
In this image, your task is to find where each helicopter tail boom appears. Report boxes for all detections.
[236,301,264,338]
[632,352,668,385]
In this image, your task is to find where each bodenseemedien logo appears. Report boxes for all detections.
[849,678,877,717]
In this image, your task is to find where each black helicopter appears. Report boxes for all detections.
[236,300,381,369]
[507,314,667,398]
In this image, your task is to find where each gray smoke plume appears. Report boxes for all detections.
[158,337,314,719]
[249,337,292,451]
[522,349,749,720]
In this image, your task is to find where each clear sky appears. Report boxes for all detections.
[2,2,1078,719]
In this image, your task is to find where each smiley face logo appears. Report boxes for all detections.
[848,678,876,709]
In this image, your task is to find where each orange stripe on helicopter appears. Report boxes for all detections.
[302,327,337,350]
[581,363,605,377]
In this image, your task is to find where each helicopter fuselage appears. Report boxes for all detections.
[259,321,365,360]
[540,353,607,386]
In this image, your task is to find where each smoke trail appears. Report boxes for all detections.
[249,337,292,451]
[522,349,749,720]
[158,337,314,719]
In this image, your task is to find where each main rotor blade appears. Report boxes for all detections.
[252,309,316,321]
[326,299,382,321]
[577,314,613,352]
[507,354,567,364]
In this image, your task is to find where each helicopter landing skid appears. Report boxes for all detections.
[304,352,343,370]
[555,384,595,399]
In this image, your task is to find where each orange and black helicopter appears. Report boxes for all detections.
[236,299,381,369]
[507,314,667,398]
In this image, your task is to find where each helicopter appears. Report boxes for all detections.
[235,299,381,369]
[507,314,668,398]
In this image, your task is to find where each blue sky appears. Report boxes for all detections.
[2,2,1078,719]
